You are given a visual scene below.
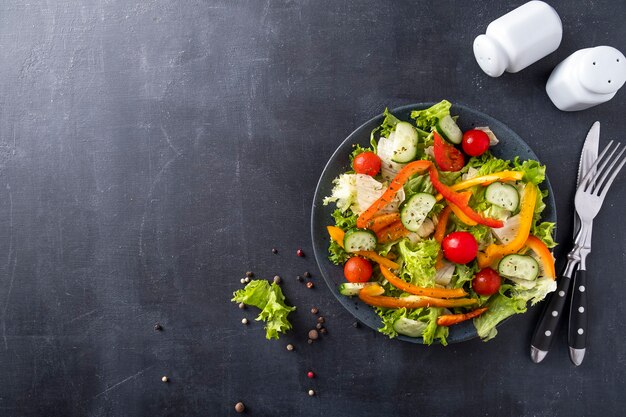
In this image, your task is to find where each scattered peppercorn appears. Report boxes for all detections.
[307,371,315,379]
[297,249,305,257]
[242,318,249,325]
[161,376,169,383]
[273,275,281,284]
[353,321,360,328]
[304,271,311,278]
[306,282,314,289]
[308,329,319,340]
[310,307,318,315]
[246,271,253,278]
[286,344,294,351]
[235,402,245,413]
[317,317,325,324]
[308,389,315,396]
[240,278,246,284]
[244,277,250,283]
[238,303,245,310]
[296,275,303,282]
[154,323,163,331]
[316,323,323,330]
[307,339,313,344]
[272,248,278,254]
[320,327,327,335]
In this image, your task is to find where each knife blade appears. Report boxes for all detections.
[572,121,600,236]
[530,121,600,364]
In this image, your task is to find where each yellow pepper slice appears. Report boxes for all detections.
[477,183,537,268]
[435,171,524,201]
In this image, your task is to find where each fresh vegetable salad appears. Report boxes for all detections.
[323,100,557,344]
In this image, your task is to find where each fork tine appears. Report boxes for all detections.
[581,140,614,191]
[598,151,626,199]
[592,143,624,194]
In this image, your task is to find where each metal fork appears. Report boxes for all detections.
[568,140,626,364]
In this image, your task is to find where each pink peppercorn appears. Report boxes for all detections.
[297,249,304,257]
[307,371,315,379]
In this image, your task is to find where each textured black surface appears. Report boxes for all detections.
[0,1,625,416]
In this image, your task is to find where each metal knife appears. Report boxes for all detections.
[530,121,600,364]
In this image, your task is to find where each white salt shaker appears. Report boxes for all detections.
[546,46,626,111]
[473,1,562,77]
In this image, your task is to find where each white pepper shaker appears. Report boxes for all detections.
[546,46,626,111]
[473,1,562,77]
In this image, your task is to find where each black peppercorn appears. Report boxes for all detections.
[304,271,311,278]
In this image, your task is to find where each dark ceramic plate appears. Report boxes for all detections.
[311,103,557,344]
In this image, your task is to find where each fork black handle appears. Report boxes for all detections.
[568,269,588,363]
[531,275,572,354]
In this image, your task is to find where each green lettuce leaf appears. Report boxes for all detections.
[513,157,546,185]
[533,221,557,248]
[232,280,296,340]
[463,152,511,176]
[422,307,448,345]
[397,239,439,287]
[331,208,358,230]
[377,307,413,338]
[328,240,349,265]
[323,174,357,213]
[410,100,452,131]
[404,174,435,198]
[512,277,557,306]
[474,293,527,341]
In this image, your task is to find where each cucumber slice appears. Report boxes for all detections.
[338,282,375,296]
[436,115,463,144]
[498,254,540,281]
[486,182,520,211]
[393,317,427,338]
[400,193,436,232]
[390,122,418,163]
[343,228,377,253]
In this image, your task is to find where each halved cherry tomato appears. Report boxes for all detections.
[343,257,373,283]
[462,129,490,156]
[442,231,478,264]
[472,267,501,296]
[433,131,465,172]
[353,151,381,176]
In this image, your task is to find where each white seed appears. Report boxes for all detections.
[242,318,248,325]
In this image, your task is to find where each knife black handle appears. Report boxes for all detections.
[531,275,572,352]
[568,269,588,350]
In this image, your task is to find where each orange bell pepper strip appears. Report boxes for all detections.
[358,284,478,309]
[436,307,488,326]
[434,206,452,243]
[524,235,556,279]
[356,160,432,229]
[434,206,452,269]
[376,220,410,243]
[380,266,467,298]
[448,191,478,226]
[434,171,524,201]
[366,212,401,233]
[356,251,400,271]
[326,226,345,248]
[477,183,538,268]
[428,167,504,229]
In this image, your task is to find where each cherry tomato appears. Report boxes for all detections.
[353,151,381,176]
[462,129,490,156]
[472,267,501,296]
[343,257,373,283]
[433,131,465,172]
[441,231,478,264]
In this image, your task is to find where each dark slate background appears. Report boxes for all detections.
[0,1,624,416]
